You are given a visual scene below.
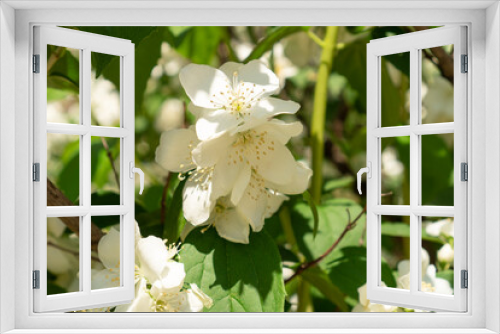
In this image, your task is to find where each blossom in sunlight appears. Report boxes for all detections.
[156,120,312,244]
[89,225,212,312]
[156,61,311,244]
[352,283,398,313]
[179,60,300,140]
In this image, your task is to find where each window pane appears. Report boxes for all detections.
[381,215,410,290]
[421,133,454,206]
[91,216,121,290]
[421,44,454,124]
[47,133,80,205]
[421,216,454,295]
[91,52,121,127]
[381,52,410,127]
[47,45,80,124]
[381,137,410,205]
[47,217,80,295]
[91,137,121,205]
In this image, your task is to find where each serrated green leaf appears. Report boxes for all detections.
[180,228,285,312]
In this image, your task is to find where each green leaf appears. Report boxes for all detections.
[291,198,365,266]
[302,190,320,238]
[180,228,285,312]
[323,176,355,192]
[73,27,156,78]
[163,177,187,244]
[333,42,367,109]
[172,27,223,64]
[47,46,80,93]
[300,266,349,311]
[244,27,309,62]
[327,246,397,301]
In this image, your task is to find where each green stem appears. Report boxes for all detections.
[297,278,314,312]
[310,26,339,203]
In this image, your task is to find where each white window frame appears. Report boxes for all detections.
[366,26,467,312]
[0,1,499,333]
[33,26,136,312]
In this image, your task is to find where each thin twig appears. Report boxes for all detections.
[160,173,172,226]
[100,137,120,190]
[48,241,101,263]
[285,206,367,284]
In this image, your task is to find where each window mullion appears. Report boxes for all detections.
[409,48,420,294]
[81,47,92,295]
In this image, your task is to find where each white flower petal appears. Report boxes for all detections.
[47,247,73,274]
[236,177,268,232]
[252,97,300,119]
[265,192,288,218]
[267,161,312,195]
[437,243,454,263]
[230,163,251,205]
[159,261,186,294]
[211,150,244,198]
[155,128,198,173]
[91,268,120,290]
[248,137,296,186]
[219,62,244,81]
[47,217,67,238]
[189,283,213,308]
[259,119,304,145]
[195,110,241,140]
[214,209,250,244]
[237,60,280,95]
[115,279,153,312]
[179,64,230,109]
[192,132,233,168]
[183,177,215,226]
[136,236,169,282]
[187,102,210,119]
[97,227,121,270]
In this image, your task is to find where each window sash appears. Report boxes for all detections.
[366,26,467,312]
[32,26,136,313]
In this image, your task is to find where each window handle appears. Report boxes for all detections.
[357,162,371,195]
[129,162,145,195]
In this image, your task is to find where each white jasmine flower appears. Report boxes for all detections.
[352,283,398,312]
[179,60,300,140]
[425,218,454,238]
[437,243,454,264]
[90,224,212,313]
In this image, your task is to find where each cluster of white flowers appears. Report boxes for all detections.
[353,248,453,313]
[155,60,312,244]
[89,224,213,312]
